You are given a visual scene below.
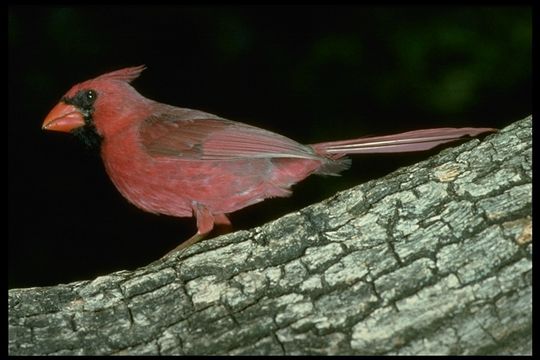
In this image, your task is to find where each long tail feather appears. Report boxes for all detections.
[311,127,496,157]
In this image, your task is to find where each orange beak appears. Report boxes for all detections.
[42,102,85,132]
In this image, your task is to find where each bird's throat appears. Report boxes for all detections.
[72,122,103,150]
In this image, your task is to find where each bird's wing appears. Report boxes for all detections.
[139,107,318,161]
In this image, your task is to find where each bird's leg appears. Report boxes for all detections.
[166,204,233,256]
[213,213,232,234]
[166,233,206,255]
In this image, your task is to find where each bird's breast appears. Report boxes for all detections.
[100,130,325,218]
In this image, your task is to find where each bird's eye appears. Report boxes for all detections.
[86,90,96,102]
[65,89,98,110]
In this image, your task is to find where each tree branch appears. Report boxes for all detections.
[9,116,532,355]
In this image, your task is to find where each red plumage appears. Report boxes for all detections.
[42,66,495,250]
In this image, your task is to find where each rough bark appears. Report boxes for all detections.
[9,116,532,355]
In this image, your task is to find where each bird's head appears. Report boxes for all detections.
[42,65,149,148]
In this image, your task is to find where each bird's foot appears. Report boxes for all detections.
[165,233,205,257]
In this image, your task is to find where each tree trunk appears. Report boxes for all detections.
[8,116,532,355]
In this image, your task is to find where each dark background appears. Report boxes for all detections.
[8,6,531,288]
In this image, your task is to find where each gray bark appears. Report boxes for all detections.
[9,116,532,355]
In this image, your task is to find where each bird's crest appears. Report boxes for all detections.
[96,65,146,83]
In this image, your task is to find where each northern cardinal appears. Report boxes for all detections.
[42,66,495,252]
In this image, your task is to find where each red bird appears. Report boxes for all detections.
[42,66,495,252]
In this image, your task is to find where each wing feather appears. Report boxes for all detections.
[139,107,317,161]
